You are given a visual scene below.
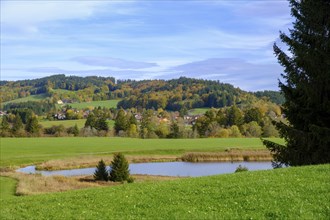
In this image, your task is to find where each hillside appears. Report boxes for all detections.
[0,75,284,112]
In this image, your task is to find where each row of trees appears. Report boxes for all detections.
[0,104,281,138]
[0,112,41,137]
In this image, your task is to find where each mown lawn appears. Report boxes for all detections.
[0,138,284,167]
[0,164,329,219]
[0,177,17,199]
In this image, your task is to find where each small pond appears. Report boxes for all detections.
[17,161,272,177]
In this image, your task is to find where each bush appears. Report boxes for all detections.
[109,153,130,182]
[94,159,108,181]
[235,165,249,173]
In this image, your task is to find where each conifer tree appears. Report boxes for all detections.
[109,153,130,182]
[263,0,330,166]
[114,109,128,134]
[12,113,23,134]
[25,116,40,135]
[94,159,108,181]
[0,115,10,131]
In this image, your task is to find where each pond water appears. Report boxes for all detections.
[17,161,273,177]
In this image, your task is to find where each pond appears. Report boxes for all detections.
[17,161,273,177]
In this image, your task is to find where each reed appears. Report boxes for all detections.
[181,150,272,162]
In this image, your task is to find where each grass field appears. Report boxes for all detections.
[39,119,115,129]
[0,164,329,219]
[57,100,120,110]
[0,138,283,168]
[39,119,87,129]
[0,177,17,199]
[1,94,49,106]
[188,108,212,115]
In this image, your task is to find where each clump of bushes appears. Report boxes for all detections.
[235,165,249,173]
[94,153,133,183]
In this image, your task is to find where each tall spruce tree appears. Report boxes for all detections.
[263,0,330,167]
[94,159,108,181]
[109,153,130,182]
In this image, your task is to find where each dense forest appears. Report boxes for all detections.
[0,75,284,138]
[0,74,284,108]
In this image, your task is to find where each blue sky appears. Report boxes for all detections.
[1,0,292,91]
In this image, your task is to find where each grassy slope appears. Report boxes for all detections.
[1,164,329,219]
[56,100,120,110]
[1,94,48,105]
[0,138,283,167]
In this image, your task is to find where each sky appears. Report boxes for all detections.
[1,0,292,91]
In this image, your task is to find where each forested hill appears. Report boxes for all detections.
[0,75,284,111]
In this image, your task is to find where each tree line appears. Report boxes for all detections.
[0,102,281,138]
[1,76,283,112]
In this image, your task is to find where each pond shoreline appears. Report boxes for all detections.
[34,150,272,171]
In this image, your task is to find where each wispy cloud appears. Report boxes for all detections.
[71,56,158,69]
[0,0,291,91]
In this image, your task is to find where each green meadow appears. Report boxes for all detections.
[39,119,115,129]
[0,138,283,167]
[57,100,120,110]
[188,108,212,115]
[1,164,329,219]
[39,119,87,129]
[1,94,48,106]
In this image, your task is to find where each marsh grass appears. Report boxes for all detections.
[0,171,182,196]
[0,172,99,195]
[181,149,272,162]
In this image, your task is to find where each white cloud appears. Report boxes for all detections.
[0,1,136,34]
[71,56,158,69]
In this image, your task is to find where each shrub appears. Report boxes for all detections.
[94,159,108,181]
[235,165,249,173]
[109,153,130,182]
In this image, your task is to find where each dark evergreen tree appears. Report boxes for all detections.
[25,116,40,135]
[109,153,130,182]
[168,122,180,138]
[93,159,108,181]
[263,0,330,166]
[226,105,243,126]
[114,109,128,134]
[12,113,23,134]
[85,113,96,128]
[0,115,10,131]
[95,116,109,131]
[244,108,263,125]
